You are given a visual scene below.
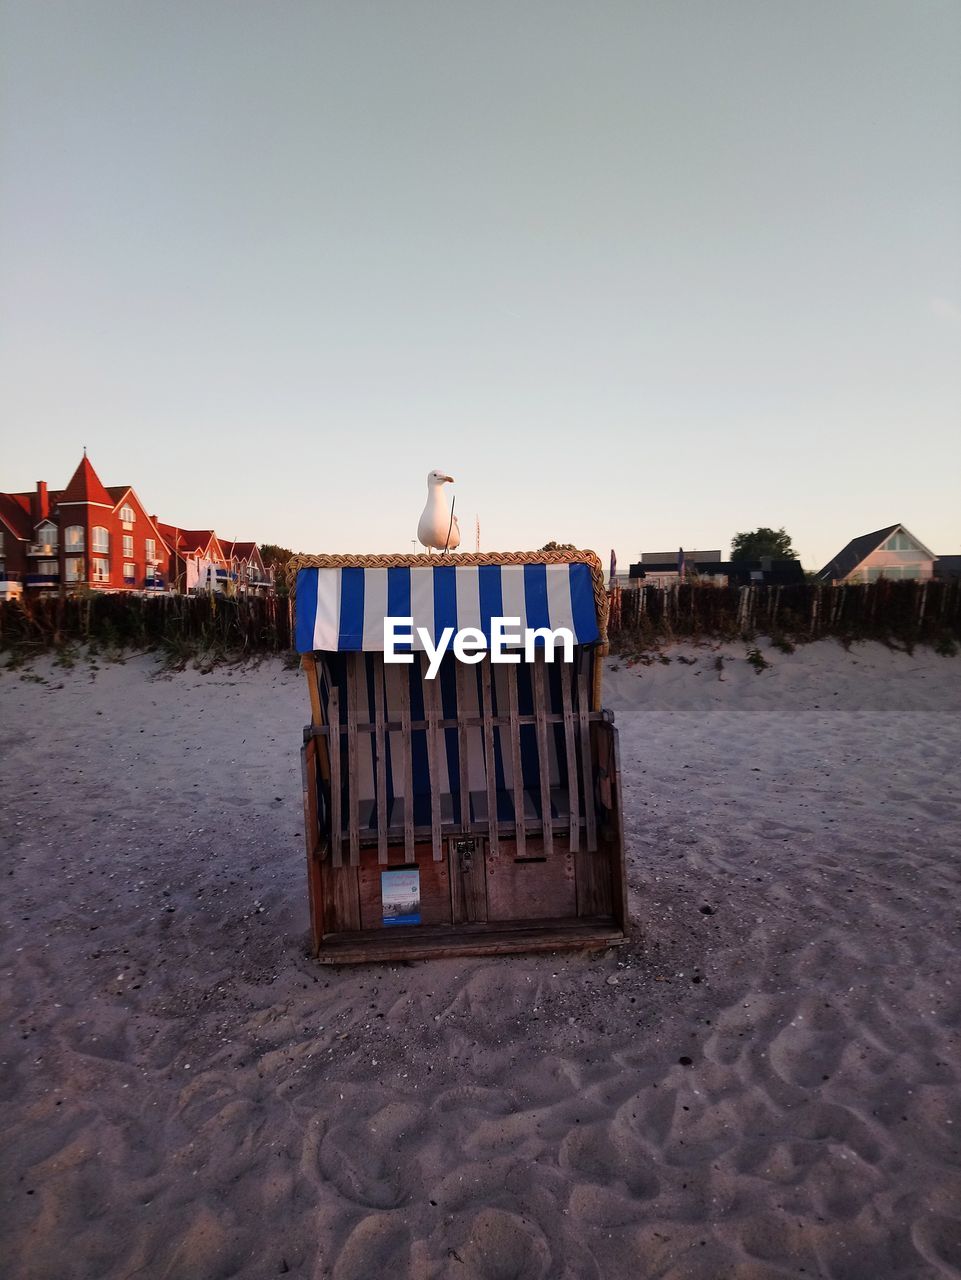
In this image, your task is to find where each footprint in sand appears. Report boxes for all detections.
[331,1214,411,1280]
[911,1214,961,1274]
[446,1208,551,1280]
[312,1103,426,1210]
[559,1122,660,1199]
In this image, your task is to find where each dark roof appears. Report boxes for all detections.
[935,555,961,581]
[629,558,804,584]
[0,493,33,539]
[59,455,114,508]
[222,540,260,562]
[816,525,899,582]
[106,485,133,504]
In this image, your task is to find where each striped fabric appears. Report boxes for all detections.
[294,562,600,653]
[321,650,590,833]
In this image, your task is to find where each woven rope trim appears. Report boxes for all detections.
[286,549,609,645]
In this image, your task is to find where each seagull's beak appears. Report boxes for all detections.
[443,475,454,483]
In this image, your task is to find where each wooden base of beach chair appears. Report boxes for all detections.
[311,918,626,965]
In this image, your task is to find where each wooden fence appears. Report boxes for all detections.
[1,579,959,661]
[0,591,292,659]
[607,579,961,651]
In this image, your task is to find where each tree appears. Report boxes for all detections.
[260,543,294,596]
[730,527,797,561]
[540,541,577,552]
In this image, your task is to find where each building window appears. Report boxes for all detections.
[34,521,58,552]
[123,561,136,581]
[882,533,915,552]
[92,526,109,553]
[92,557,110,582]
[120,504,135,527]
[65,557,83,582]
[65,525,84,551]
[38,560,57,575]
[145,537,156,563]
[122,534,134,558]
[868,564,923,582]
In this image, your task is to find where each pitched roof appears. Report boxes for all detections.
[817,525,898,581]
[106,485,132,505]
[155,525,217,555]
[155,521,181,551]
[59,455,114,507]
[816,524,935,581]
[0,493,33,539]
[222,540,259,561]
[178,529,216,554]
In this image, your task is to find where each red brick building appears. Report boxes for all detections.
[222,540,274,595]
[0,453,272,598]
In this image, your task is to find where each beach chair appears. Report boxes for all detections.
[290,549,628,963]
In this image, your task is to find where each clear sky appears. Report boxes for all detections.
[2,0,959,570]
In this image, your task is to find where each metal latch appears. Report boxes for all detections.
[454,836,477,872]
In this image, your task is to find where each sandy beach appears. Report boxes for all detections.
[2,639,960,1280]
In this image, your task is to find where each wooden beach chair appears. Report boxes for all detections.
[291,550,629,963]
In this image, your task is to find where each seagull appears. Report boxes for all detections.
[417,470,460,552]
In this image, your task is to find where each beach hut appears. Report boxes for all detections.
[290,549,628,963]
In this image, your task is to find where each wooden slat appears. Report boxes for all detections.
[323,815,591,845]
[345,654,361,866]
[592,642,607,710]
[606,721,629,934]
[308,711,604,735]
[479,659,499,858]
[454,662,471,832]
[326,860,361,933]
[531,652,554,858]
[424,656,443,862]
[301,736,320,857]
[302,655,333,841]
[328,685,342,867]
[506,664,526,857]
[316,920,624,965]
[302,653,323,726]
[449,835,489,924]
[577,668,597,853]
[301,738,324,953]
[373,659,388,865]
[398,665,415,864]
[560,661,580,854]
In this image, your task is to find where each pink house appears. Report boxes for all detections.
[817,524,936,584]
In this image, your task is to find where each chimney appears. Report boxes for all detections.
[35,481,49,522]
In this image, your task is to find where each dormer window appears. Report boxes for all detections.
[36,520,57,547]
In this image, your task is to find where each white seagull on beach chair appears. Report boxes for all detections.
[417,470,460,553]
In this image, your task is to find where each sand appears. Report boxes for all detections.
[1,639,960,1279]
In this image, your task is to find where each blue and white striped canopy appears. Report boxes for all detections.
[294,562,600,653]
